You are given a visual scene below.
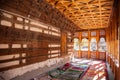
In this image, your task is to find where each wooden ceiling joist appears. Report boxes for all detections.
[46,0,113,29]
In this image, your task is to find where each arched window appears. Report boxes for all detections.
[90,38,97,51]
[98,37,106,52]
[81,38,89,51]
[73,38,79,50]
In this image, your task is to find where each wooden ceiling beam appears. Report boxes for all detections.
[72,2,92,29]
[46,0,113,29]
[86,2,97,28]
[98,0,102,27]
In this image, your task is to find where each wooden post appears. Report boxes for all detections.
[61,31,67,57]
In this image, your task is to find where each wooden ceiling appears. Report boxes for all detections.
[46,0,113,29]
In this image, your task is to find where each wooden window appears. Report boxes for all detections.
[90,38,97,51]
[73,38,79,50]
[91,31,96,36]
[100,30,105,36]
[82,32,88,37]
[81,38,89,51]
[98,37,106,52]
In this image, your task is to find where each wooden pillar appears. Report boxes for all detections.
[61,31,67,57]
[96,30,99,59]
[78,32,81,58]
[88,31,90,59]
[118,0,120,78]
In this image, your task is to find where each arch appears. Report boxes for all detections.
[81,38,89,51]
[90,38,97,51]
[73,38,79,50]
[98,37,107,52]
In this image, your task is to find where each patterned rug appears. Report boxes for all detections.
[80,60,108,80]
[37,59,109,80]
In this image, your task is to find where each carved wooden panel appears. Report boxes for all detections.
[73,29,106,59]
[99,52,106,60]
[91,31,96,36]
[74,51,79,58]
[90,51,97,59]
[81,51,88,58]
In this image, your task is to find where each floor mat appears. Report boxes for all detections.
[80,60,109,80]
[37,59,109,80]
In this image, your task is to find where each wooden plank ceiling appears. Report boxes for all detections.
[46,0,113,29]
